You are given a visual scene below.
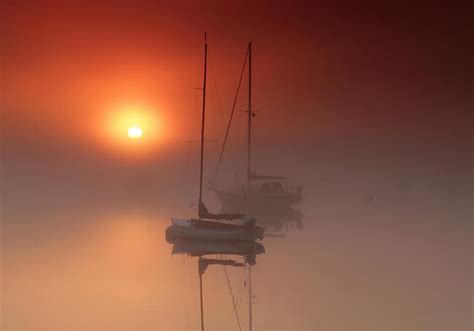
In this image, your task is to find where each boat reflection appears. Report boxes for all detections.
[168,237,265,265]
[221,206,304,237]
[167,238,265,331]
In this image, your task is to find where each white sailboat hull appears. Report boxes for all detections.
[169,219,264,241]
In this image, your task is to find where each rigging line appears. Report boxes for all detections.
[223,263,242,331]
[235,264,247,308]
[185,67,201,148]
[185,92,200,204]
[183,71,202,204]
[188,57,203,183]
[252,125,258,170]
[212,47,249,183]
[192,62,203,138]
[208,54,226,130]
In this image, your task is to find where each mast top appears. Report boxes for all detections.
[198,33,208,215]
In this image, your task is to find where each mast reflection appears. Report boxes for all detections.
[167,237,265,331]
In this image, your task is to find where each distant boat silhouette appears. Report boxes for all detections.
[211,42,303,212]
[169,34,265,241]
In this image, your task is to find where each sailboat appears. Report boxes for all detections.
[169,237,264,331]
[168,35,265,242]
[211,42,303,212]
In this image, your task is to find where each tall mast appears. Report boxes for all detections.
[246,41,252,189]
[199,33,208,215]
[199,257,205,331]
[248,265,253,331]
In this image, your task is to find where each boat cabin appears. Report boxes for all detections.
[259,181,286,193]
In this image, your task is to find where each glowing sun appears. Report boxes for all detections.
[128,126,143,139]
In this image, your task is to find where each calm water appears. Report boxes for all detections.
[2,1,472,329]
[2,182,471,331]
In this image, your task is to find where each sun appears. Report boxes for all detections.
[128,126,143,139]
[102,104,165,152]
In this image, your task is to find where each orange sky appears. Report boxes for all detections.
[1,4,471,329]
[1,1,471,161]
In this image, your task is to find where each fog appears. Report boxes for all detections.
[1,1,472,330]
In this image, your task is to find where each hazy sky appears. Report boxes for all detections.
[1,1,471,159]
[1,2,472,330]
